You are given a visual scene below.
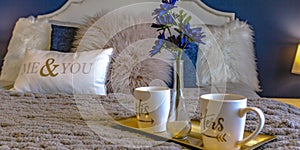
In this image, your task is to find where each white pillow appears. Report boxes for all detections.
[0,16,51,82]
[13,48,113,95]
[197,20,261,92]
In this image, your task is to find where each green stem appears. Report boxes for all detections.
[178,50,182,60]
[174,60,183,119]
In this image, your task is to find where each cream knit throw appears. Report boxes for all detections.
[0,91,181,149]
[0,90,299,149]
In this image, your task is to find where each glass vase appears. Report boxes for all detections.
[167,60,191,139]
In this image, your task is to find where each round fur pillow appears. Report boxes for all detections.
[72,11,174,94]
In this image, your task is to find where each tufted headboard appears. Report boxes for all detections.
[3,0,263,97]
[37,0,235,27]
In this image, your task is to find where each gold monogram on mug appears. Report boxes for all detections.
[200,94,265,150]
[136,99,154,124]
[200,108,227,142]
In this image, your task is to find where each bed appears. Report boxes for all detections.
[0,0,299,149]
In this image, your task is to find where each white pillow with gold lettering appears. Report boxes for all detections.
[13,48,113,95]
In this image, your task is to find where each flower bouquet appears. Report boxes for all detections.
[150,0,206,139]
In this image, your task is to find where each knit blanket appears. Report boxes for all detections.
[0,90,299,149]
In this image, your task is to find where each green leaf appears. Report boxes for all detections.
[179,10,184,15]
[178,10,186,23]
[184,16,191,24]
[182,13,187,19]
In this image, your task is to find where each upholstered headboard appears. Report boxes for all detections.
[37,0,235,27]
[35,0,261,95]
[35,0,245,94]
[4,0,262,96]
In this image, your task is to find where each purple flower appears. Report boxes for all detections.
[190,28,206,45]
[181,23,206,44]
[150,38,165,56]
[162,0,177,5]
[152,4,176,16]
[150,0,206,60]
[155,13,176,25]
[158,32,165,39]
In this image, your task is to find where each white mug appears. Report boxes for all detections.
[133,86,170,132]
[199,94,265,150]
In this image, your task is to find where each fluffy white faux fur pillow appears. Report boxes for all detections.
[197,19,260,92]
[0,16,51,82]
[72,12,173,94]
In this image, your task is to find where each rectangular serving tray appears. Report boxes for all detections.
[115,117,276,150]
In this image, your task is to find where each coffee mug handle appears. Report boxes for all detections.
[236,107,265,146]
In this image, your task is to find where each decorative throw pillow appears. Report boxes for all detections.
[50,24,78,52]
[72,12,201,93]
[13,48,113,95]
[196,19,261,92]
[0,16,51,82]
[182,42,199,88]
[72,12,174,94]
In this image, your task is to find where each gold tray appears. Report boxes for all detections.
[114,117,276,150]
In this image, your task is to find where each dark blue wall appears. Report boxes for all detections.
[0,0,67,67]
[202,0,300,98]
[0,0,299,98]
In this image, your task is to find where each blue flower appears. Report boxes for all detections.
[189,27,206,44]
[158,32,165,39]
[181,23,206,44]
[155,13,176,25]
[152,4,176,16]
[150,38,165,56]
[162,0,177,5]
[150,0,206,60]
[180,36,187,48]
